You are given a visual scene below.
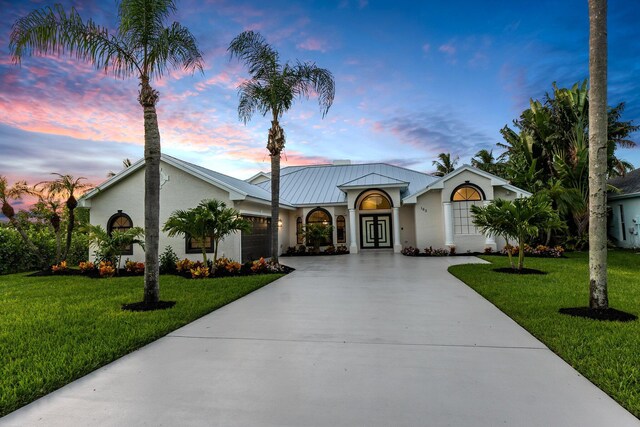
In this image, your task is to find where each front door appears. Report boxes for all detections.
[360,214,392,249]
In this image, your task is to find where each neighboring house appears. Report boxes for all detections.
[608,168,640,248]
[79,154,531,262]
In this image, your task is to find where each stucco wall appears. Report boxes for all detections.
[399,205,416,247]
[608,197,640,248]
[413,191,443,250]
[88,161,245,263]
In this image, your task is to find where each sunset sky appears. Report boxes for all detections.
[1,0,639,211]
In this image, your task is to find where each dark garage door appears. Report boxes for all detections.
[241,216,272,262]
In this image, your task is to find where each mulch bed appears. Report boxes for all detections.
[281,252,349,257]
[121,301,177,312]
[558,307,638,322]
[493,267,547,275]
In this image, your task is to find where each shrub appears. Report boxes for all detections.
[190,266,210,279]
[285,246,297,255]
[215,257,241,276]
[484,247,494,254]
[251,257,268,273]
[336,245,349,254]
[176,258,194,273]
[125,260,145,274]
[501,244,564,258]
[159,246,179,274]
[324,245,336,254]
[449,246,456,255]
[99,261,115,278]
[297,245,307,254]
[78,261,95,273]
[424,246,449,256]
[401,246,420,256]
[51,261,68,273]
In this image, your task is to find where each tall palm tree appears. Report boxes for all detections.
[38,174,92,261]
[228,31,335,263]
[432,152,458,177]
[107,158,133,178]
[11,1,204,306]
[588,0,608,309]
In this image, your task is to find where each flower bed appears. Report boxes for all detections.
[282,244,349,256]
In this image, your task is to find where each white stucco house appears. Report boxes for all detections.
[608,168,640,248]
[79,154,531,262]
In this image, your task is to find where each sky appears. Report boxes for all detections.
[1,0,639,212]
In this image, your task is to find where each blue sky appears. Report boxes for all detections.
[0,0,638,207]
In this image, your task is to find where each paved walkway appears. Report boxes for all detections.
[2,253,638,426]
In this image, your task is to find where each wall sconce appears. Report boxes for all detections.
[322,220,328,225]
[278,218,283,228]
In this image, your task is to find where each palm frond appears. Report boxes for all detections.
[228,30,279,78]
[146,21,204,79]
[292,61,335,117]
[10,4,140,78]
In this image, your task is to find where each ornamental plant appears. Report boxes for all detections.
[251,257,268,273]
[99,261,115,278]
[190,266,210,279]
[125,260,145,274]
[78,261,95,273]
[401,246,420,256]
[176,258,194,273]
[51,260,67,273]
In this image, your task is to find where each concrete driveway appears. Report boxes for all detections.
[2,253,638,426]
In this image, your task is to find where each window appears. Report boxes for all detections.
[186,235,214,253]
[107,211,133,255]
[336,215,346,243]
[296,217,304,244]
[359,193,391,210]
[450,185,483,235]
[306,208,333,246]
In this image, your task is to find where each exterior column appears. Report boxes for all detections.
[483,200,496,250]
[443,202,454,246]
[392,207,402,253]
[349,208,358,254]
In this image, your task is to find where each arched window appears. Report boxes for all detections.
[450,184,484,235]
[107,211,133,255]
[306,208,333,246]
[359,193,391,210]
[296,217,304,244]
[336,215,346,243]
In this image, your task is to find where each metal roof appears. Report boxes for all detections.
[338,173,409,188]
[257,163,437,205]
[608,168,640,198]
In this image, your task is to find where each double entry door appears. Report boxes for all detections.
[360,214,392,249]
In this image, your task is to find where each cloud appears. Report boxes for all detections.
[422,43,431,54]
[372,111,494,160]
[297,37,329,53]
[438,43,456,55]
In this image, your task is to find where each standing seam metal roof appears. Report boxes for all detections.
[257,163,437,205]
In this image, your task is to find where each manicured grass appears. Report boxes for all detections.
[449,250,640,418]
[0,273,283,417]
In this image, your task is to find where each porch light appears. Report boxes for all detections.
[278,218,283,228]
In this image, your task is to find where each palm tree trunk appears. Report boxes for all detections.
[271,152,280,263]
[518,238,525,271]
[140,79,161,305]
[588,0,608,309]
[63,207,74,260]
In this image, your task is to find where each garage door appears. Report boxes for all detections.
[241,216,272,262]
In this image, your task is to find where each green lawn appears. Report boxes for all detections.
[449,250,640,418]
[0,273,283,417]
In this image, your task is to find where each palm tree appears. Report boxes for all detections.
[471,149,504,176]
[228,31,335,263]
[163,207,212,265]
[432,153,458,177]
[38,174,92,261]
[198,199,250,270]
[84,224,145,270]
[11,1,204,306]
[0,176,45,265]
[471,195,563,271]
[107,158,133,178]
[32,192,64,263]
[588,0,608,309]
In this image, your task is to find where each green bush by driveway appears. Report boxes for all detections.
[449,251,640,418]
[0,273,282,417]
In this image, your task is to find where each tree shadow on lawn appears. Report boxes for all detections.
[559,307,637,322]
[492,267,547,275]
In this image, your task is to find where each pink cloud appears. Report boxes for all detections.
[297,37,329,53]
[422,43,431,53]
[439,43,456,55]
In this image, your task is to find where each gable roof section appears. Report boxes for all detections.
[338,173,409,189]
[257,163,436,205]
[608,168,640,199]
[402,164,532,204]
[80,154,293,207]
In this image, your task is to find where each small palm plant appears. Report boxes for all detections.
[301,223,334,254]
[432,153,459,177]
[84,224,145,272]
[471,195,563,271]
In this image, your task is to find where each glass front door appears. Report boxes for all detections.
[360,214,392,249]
